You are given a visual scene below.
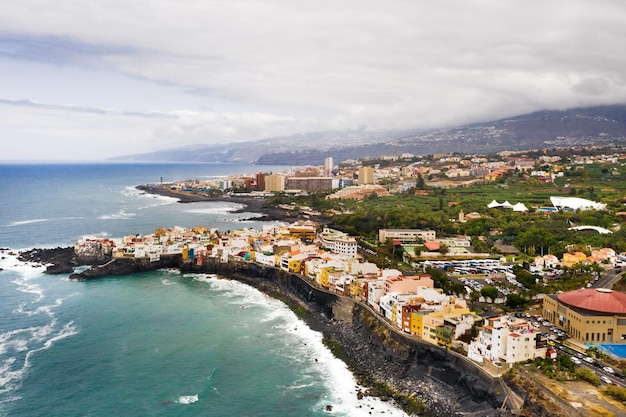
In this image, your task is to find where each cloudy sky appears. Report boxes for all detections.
[1,1,626,161]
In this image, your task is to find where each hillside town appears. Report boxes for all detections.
[66,144,626,415]
[74,213,626,373]
[161,146,626,198]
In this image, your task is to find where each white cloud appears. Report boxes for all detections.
[1,0,626,160]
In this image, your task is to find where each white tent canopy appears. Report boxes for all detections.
[550,196,606,211]
[512,202,529,212]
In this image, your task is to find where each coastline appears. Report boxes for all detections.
[135,184,302,222]
[20,247,508,416]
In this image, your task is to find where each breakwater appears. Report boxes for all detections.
[67,254,513,416]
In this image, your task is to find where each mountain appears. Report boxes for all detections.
[112,104,626,164]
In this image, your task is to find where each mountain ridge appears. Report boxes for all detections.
[111,104,626,165]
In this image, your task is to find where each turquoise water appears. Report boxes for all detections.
[0,163,408,417]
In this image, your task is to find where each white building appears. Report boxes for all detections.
[378,229,436,243]
[467,315,546,364]
[318,228,358,257]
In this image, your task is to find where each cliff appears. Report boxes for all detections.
[71,255,513,416]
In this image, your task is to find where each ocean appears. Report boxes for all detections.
[0,163,408,417]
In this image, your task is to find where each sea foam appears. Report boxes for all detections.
[192,274,409,416]
[177,394,199,404]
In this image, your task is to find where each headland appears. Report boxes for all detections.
[135,184,306,222]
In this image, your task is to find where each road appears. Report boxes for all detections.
[592,266,623,289]
[554,342,626,387]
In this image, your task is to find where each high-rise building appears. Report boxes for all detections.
[255,172,265,191]
[324,157,334,176]
[358,166,375,184]
[285,177,332,192]
[264,174,285,192]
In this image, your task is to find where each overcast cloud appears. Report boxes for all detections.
[1,0,625,160]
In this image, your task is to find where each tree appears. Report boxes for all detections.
[505,293,527,309]
[481,286,499,302]
[469,290,481,309]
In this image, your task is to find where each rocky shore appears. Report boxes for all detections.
[135,184,313,222]
[21,246,513,416]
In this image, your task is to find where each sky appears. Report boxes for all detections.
[1,1,626,161]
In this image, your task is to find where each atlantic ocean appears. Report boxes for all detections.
[0,163,409,417]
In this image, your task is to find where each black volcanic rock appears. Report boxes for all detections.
[18,246,112,275]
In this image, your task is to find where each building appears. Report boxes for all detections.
[378,229,436,244]
[256,172,266,191]
[358,166,375,185]
[467,315,547,364]
[324,157,334,176]
[265,174,286,192]
[288,220,318,240]
[318,227,357,257]
[326,185,391,200]
[285,177,333,192]
[543,288,626,344]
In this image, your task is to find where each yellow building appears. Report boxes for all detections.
[562,251,587,267]
[543,288,626,344]
[264,174,286,192]
[358,166,375,185]
[410,312,424,337]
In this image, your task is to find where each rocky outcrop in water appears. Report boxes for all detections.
[69,255,182,280]
[18,246,112,275]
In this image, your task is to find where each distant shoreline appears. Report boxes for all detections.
[135,184,298,221]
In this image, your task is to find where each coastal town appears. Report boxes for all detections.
[74,220,626,369]
[66,144,626,415]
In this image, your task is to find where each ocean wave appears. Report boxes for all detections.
[183,204,245,215]
[6,217,84,228]
[122,186,179,206]
[125,186,179,208]
[82,232,110,239]
[177,395,199,404]
[98,210,136,220]
[183,273,409,416]
[282,381,316,390]
[8,218,49,227]
[0,321,78,400]
[11,278,45,304]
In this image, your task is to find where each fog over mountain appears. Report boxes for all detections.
[112,104,626,165]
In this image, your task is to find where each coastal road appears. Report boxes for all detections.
[554,343,626,388]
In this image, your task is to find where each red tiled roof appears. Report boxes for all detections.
[558,288,626,314]
[424,241,440,251]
